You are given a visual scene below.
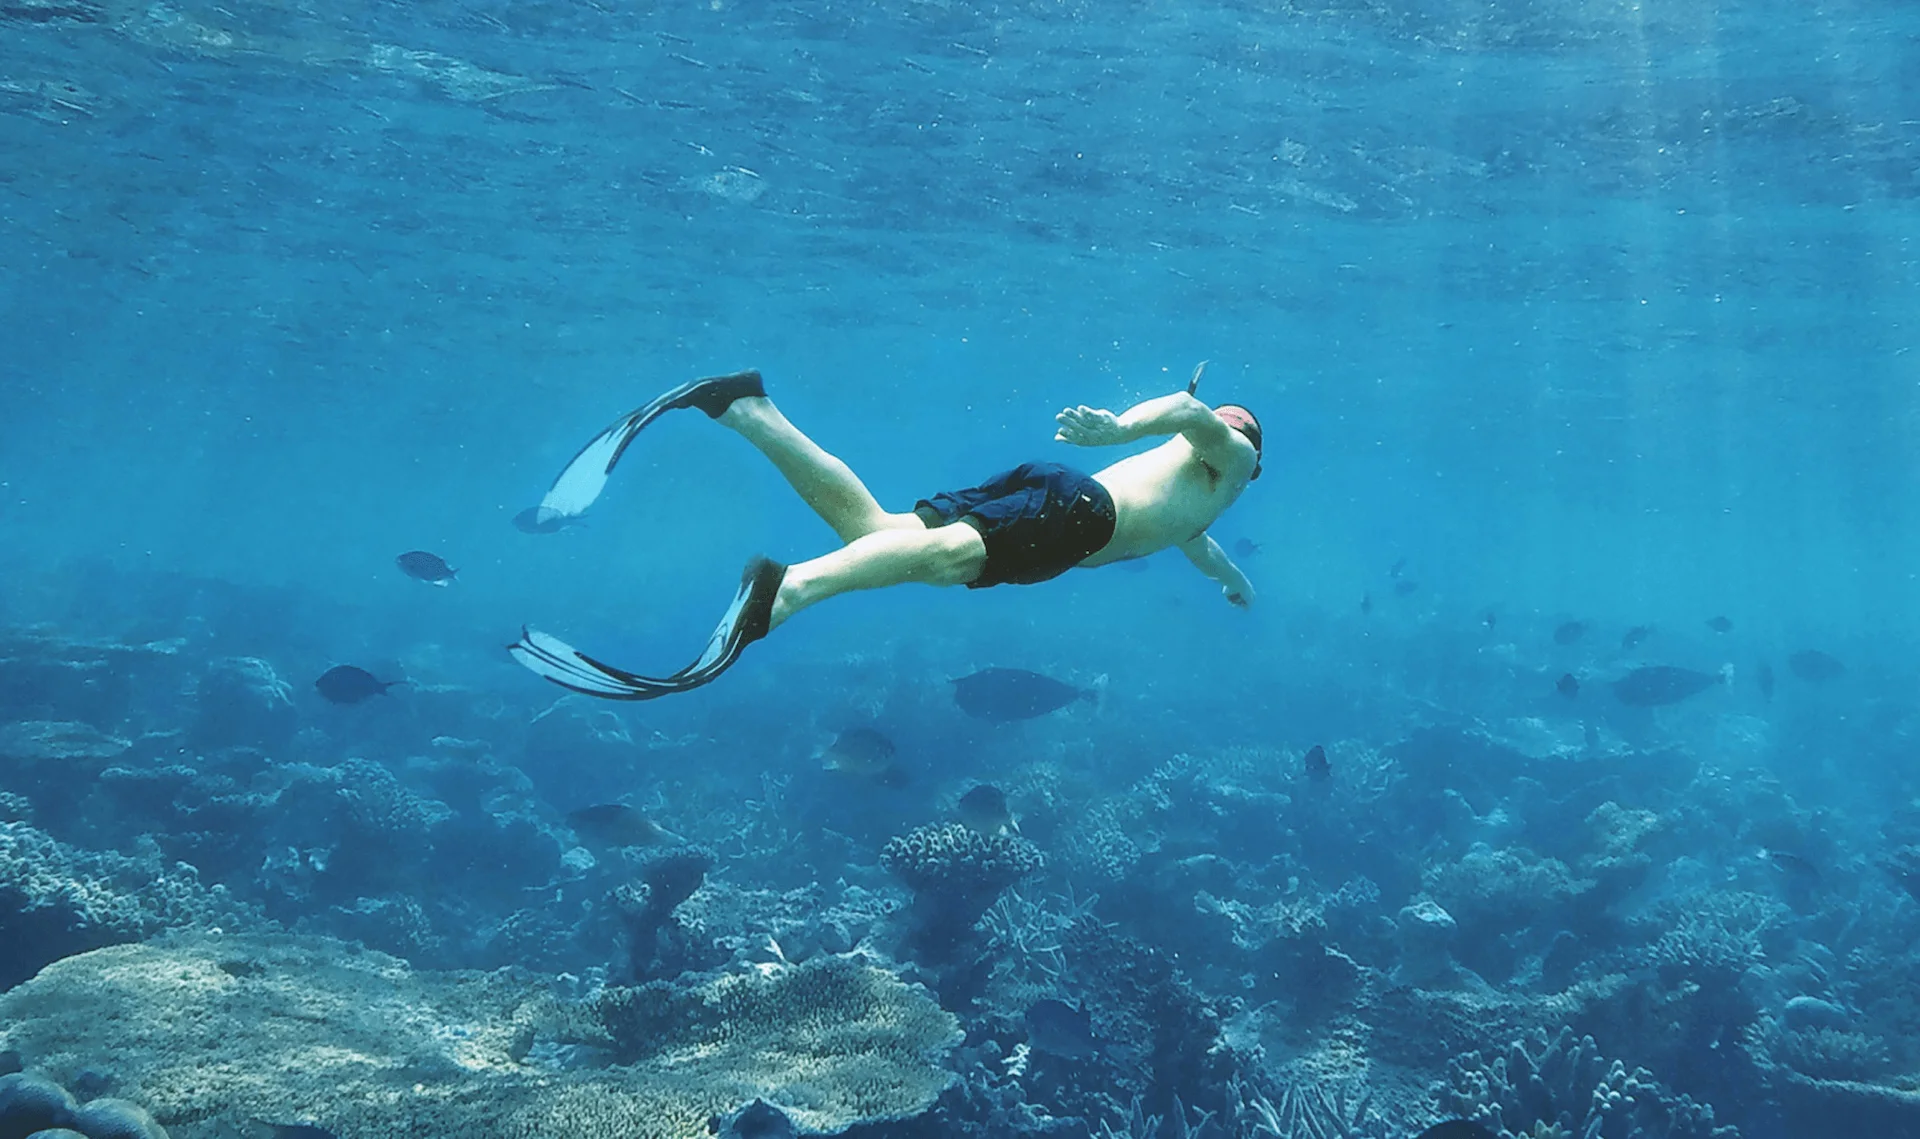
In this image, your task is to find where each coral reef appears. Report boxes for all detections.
[1423,846,1593,982]
[0,611,1891,1139]
[0,817,261,988]
[587,953,962,1128]
[612,845,716,982]
[1436,1027,1737,1139]
[881,823,1044,962]
[0,934,959,1139]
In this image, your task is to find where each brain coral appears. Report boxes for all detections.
[0,934,961,1139]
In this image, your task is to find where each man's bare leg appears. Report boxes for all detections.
[770,523,986,630]
[717,397,922,543]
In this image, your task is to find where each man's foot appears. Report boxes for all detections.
[673,369,766,419]
[732,555,787,645]
[518,369,765,529]
[507,555,789,701]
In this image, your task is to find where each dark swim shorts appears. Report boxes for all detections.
[913,461,1117,588]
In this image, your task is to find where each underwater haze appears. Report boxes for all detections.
[3,0,1919,1138]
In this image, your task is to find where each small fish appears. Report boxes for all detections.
[565,803,682,848]
[1231,537,1261,559]
[314,665,401,705]
[1481,609,1497,632]
[1303,744,1331,782]
[1621,625,1653,651]
[1553,620,1588,645]
[1706,616,1733,634]
[1392,580,1419,597]
[395,550,457,586]
[957,784,1018,835]
[512,506,584,534]
[1415,1123,1496,1139]
[1766,849,1820,880]
[1788,649,1846,683]
[429,735,492,759]
[1757,661,1776,703]
[951,668,1093,721]
[1556,673,1579,699]
[1610,664,1729,707]
[1389,557,1408,578]
[819,728,906,786]
[1360,593,1373,615]
[1025,998,1097,1057]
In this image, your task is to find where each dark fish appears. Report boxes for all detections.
[395,550,457,586]
[1621,625,1653,650]
[1767,849,1820,880]
[512,505,584,534]
[1392,580,1419,597]
[565,803,682,848]
[1231,538,1261,559]
[314,665,400,704]
[1757,661,1776,703]
[1553,620,1588,645]
[1610,664,1727,707]
[1303,744,1330,782]
[1788,649,1845,683]
[1025,998,1097,1057]
[1556,673,1579,699]
[1706,616,1733,634]
[1389,557,1408,578]
[1882,850,1920,902]
[819,728,905,786]
[1481,609,1497,631]
[713,1100,796,1139]
[1360,593,1373,615]
[951,668,1092,721]
[1415,1124,1496,1139]
[957,784,1018,835]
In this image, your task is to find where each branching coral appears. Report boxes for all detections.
[1436,1027,1737,1139]
[882,823,1043,961]
[1645,892,1784,989]
[1235,1074,1393,1139]
[0,819,261,987]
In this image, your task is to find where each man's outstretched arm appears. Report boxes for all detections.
[1054,391,1248,471]
[1178,533,1255,609]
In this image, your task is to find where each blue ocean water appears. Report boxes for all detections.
[2,0,1918,1136]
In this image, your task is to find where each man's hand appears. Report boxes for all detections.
[1224,584,1254,609]
[1055,405,1134,447]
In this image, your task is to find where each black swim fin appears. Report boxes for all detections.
[520,370,765,528]
[509,557,786,701]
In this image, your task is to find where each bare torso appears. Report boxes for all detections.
[1081,437,1246,566]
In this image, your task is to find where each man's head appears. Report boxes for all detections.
[1214,404,1263,480]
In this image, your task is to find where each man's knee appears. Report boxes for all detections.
[923,523,986,586]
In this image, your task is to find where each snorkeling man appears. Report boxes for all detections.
[509,366,1262,699]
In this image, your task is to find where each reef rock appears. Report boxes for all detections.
[0,933,961,1139]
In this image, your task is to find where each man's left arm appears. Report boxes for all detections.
[1179,534,1255,608]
